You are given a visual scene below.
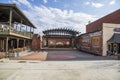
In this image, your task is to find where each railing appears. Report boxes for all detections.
[0,23,33,38]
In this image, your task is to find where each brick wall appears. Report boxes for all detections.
[77,31,102,55]
[43,37,71,48]
[86,9,120,33]
[31,34,42,50]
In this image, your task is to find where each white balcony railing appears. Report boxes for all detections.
[0,23,33,38]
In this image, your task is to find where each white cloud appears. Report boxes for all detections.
[109,0,116,5]
[84,2,90,5]
[10,0,31,8]
[43,0,48,3]
[91,2,104,8]
[84,1,104,8]
[9,0,21,5]
[23,5,97,34]
[9,0,97,35]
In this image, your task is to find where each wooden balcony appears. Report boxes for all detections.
[0,23,33,39]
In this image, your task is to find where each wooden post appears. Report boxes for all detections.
[17,38,19,57]
[30,27,31,37]
[20,19,22,32]
[6,37,9,57]
[24,39,26,47]
[9,8,13,31]
[26,25,27,34]
[46,37,48,47]
[3,39,4,52]
[33,27,34,33]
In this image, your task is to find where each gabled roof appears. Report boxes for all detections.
[0,3,36,28]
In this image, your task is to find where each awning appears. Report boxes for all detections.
[107,33,120,43]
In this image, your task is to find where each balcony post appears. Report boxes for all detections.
[33,27,34,33]
[9,8,13,31]
[20,19,22,32]
[26,25,27,35]
[30,27,31,37]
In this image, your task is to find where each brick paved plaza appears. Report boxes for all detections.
[10,50,115,61]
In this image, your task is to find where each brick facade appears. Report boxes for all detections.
[43,37,71,48]
[86,9,120,33]
[31,34,42,50]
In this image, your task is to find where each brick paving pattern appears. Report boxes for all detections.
[46,50,114,61]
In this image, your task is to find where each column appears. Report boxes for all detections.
[15,22,18,30]
[23,39,26,51]
[33,27,34,33]
[9,8,13,31]
[26,25,27,34]
[20,19,22,32]
[72,38,75,48]
[17,38,19,57]
[30,27,31,37]
[3,39,4,52]
[46,37,48,47]
[6,37,9,57]
[70,38,72,47]
[24,39,26,47]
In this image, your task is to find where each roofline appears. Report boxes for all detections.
[77,30,102,37]
[43,28,79,34]
[86,9,120,27]
[0,3,36,28]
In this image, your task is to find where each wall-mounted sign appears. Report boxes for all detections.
[114,28,120,32]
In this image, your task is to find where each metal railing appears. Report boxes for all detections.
[0,23,33,38]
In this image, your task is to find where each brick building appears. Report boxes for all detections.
[31,34,42,50]
[77,9,120,56]
[86,9,120,33]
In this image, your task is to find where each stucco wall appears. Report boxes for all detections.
[102,23,120,56]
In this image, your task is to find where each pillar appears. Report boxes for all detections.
[20,19,22,32]
[9,8,13,31]
[26,25,27,34]
[46,37,48,47]
[33,28,34,33]
[3,39,4,52]
[6,37,9,57]
[17,38,19,57]
[24,39,26,47]
[30,27,31,37]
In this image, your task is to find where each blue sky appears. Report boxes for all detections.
[0,0,120,34]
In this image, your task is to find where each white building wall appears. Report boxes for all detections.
[102,23,120,56]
